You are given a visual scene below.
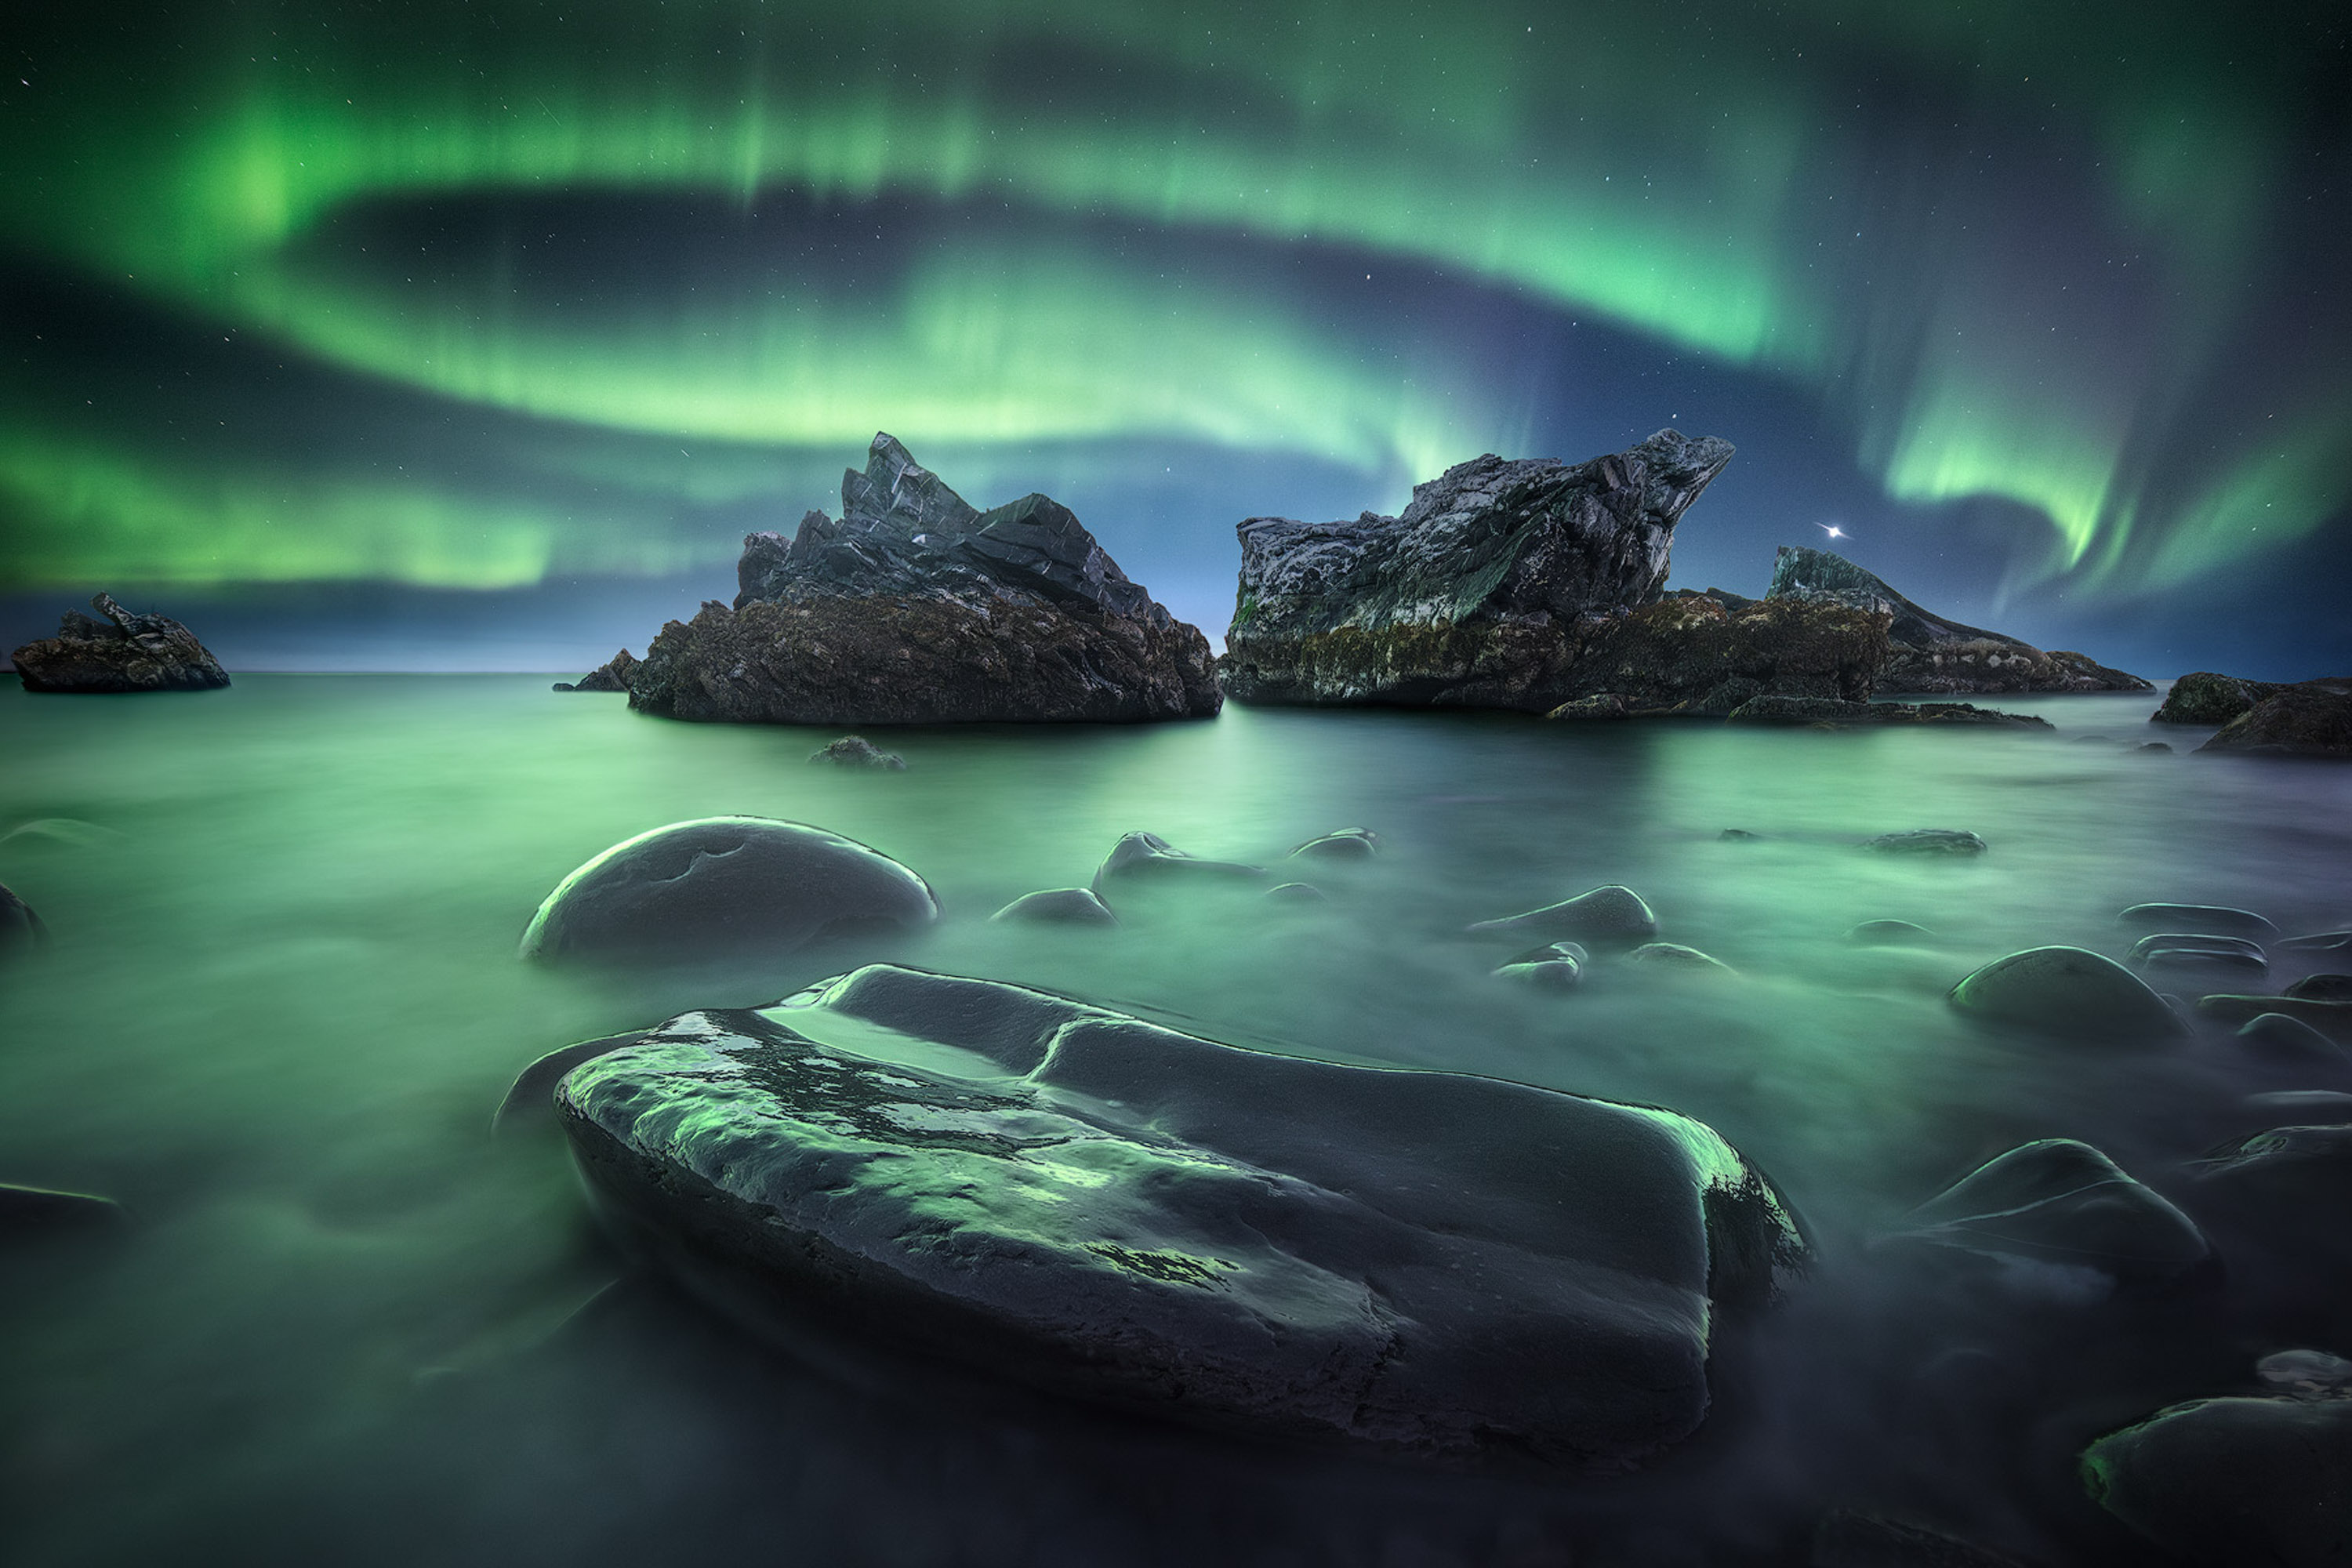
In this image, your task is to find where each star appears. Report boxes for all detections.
[1817,524,1847,540]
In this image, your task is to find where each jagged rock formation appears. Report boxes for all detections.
[553,963,1810,1468]
[1220,433,1887,711]
[10,593,230,693]
[552,648,638,693]
[630,435,1219,724]
[1766,547,2148,694]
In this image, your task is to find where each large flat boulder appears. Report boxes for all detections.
[1765,547,2147,694]
[1218,431,1896,712]
[10,593,229,693]
[629,435,1219,724]
[2199,684,2352,758]
[553,964,1810,1469]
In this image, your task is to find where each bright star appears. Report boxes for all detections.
[1817,524,1847,539]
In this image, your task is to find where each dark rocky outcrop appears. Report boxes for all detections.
[1766,547,2147,694]
[2151,670,2352,727]
[0,1182,129,1242]
[519,817,938,967]
[552,648,638,693]
[2084,1373,2352,1567]
[2201,684,2352,758]
[9,593,229,693]
[1947,946,2186,1044]
[1219,432,1888,712]
[1893,1139,2213,1294]
[1725,695,2050,728]
[809,736,906,770]
[554,963,1810,1468]
[0,882,45,960]
[629,435,1218,724]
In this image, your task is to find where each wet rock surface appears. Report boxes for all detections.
[519,817,939,967]
[628,434,1220,724]
[1220,431,1889,712]
[552,648,638,693]
[1947,946,2185,1043]
[1892,1139,2213,1294]
[9,593,230,693]
[554,963,1810,1468]
[1766,547,2147,695]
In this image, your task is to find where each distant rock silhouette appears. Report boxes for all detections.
[10,593,229,693]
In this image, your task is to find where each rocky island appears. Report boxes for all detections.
[1763,546,2149,694]
[1218,431,1891,713]
[2153,671,2352,757]
[625,435,1220,724]
[9,593,230,693]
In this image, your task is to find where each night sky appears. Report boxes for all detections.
[4,0,2347,677]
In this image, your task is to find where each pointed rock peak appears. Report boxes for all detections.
[842,431,980,535]
[1632,428,1737,488]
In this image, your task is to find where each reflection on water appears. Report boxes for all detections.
[2,677,2348,1565]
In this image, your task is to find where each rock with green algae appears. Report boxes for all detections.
[553,963,1811,1469]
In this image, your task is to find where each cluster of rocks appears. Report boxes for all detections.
[9,593,229,693]
[506,813,1810,1472]
[2153,671,2352,758]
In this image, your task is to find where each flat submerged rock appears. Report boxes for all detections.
[554,964,1809,1469]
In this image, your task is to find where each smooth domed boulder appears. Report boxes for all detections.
[1,1182,129,1241]
[1289,828,1378,862]
[2236,1012,2350,1066]
[1847,919,1934,945]
[2129,931,2266,962]
[2118,902,2278,937]
[2083,1386,2352,1567]
[809,735,906,770]
[554,963,1810,1469]
[520,817,939,967]
[1468,885,1657,946]
[1864,829,1987,856]
[2197,995,2352,1039]
[0,883,46,960]
[1948,946,2187,1044]
[2290,974,2352,1002]
[991,887,1117,927]
[2194,1123,2352,1205]
[1627,942,1736,974]
[1091,832,1265,893]
[1893,1138,2213,1293]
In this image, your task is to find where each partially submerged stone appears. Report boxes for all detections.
[2128,931,2266,962]
[2197,995,2352,1039]
[552,648,638,693]
[1091,831,1264,893]
[0,882,45,960]
[2281,931,2352,953]
[990,887,1118,927]
[10,593,230,693]
[2138,945,2267,976]
[1493,950,1584,989]
[1627,942,1736,974]
[1847,919,1934,946]
[2234,1013,2350,1069]
[1948,947,2186,1044]
[1865,829,1987,856]
[2084,1385,2352,1567]
[2290,974,2352,1002]
[0,1182,129,1241]
[554,964,1810,1468]
[1894,1138,2212,1294]
[2193,1123,2352,1204]
[1262,882,1330,905]
[520,817,938,967]
[2198,684,2352,760]
[809,735,906,770]
[1468,885,1658,946]
[1288,828,1378,862]
[2118,902,2278,936]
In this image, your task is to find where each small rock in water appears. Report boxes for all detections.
[1809,1509,2032,1568]
[1895,1138,2213,1294]
[2194,1124,2352,1204]
[1627,942,1737,974]
[1493,953,1584,990]
[2138,742,2172,753]
[0,883,47,959]
[1509,941,1591,967]
[554,963,1809,1468]
[2197,995,2352,1039]
[1948,946,2187,1044]
[519,816,939,967]
[2118,902,2279,937]
[1846,918,1934,945]
[1091,831,1265,893]
[809,735,907,770]
[2256,1349,2352,1397]
[2084,1379,2352,1567]
[1261,882,1330,905]
[2289,974,2352,1002]
[1864,829,1987,856]
[2138,946,2268,975]
[2128,931,2267,961]
[1468,885,1658,946]
[2281,931,2352,953]
[1719,828,1766,841]
[1288,828,1378,861]
[2234,1013,2351,1069]
[991,888,1118,927]
[0,1183,129,1242]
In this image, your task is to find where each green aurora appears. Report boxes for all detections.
[2,0,2347,607]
